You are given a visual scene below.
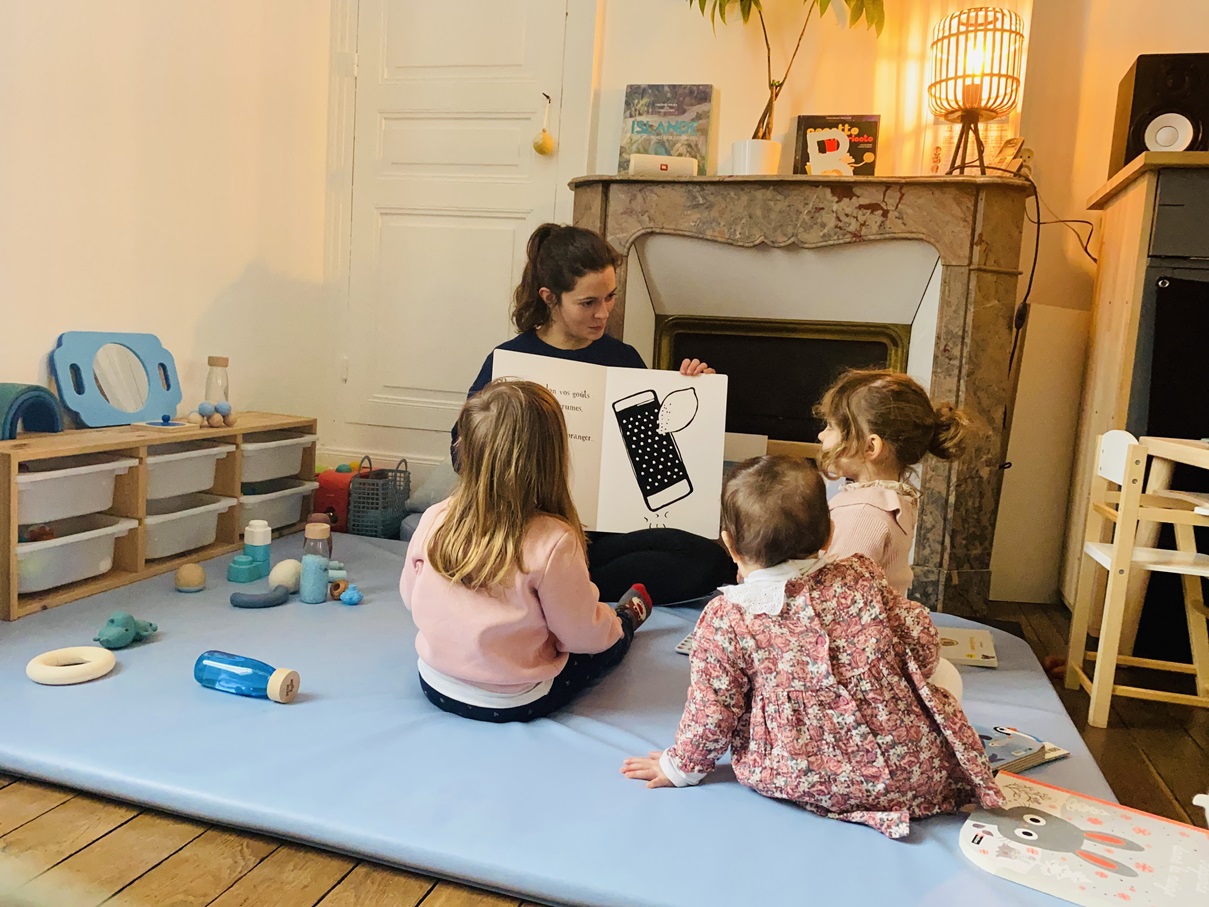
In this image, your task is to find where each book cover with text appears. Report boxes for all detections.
[793,114,880,176]
[617,84,714,176]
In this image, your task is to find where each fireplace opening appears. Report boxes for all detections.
[655,316,910,443]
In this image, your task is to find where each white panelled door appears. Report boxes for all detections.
[345,0,570,432]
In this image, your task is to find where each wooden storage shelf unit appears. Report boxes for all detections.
[0,412,317,621]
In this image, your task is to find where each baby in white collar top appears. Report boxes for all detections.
[621,455,1001,839]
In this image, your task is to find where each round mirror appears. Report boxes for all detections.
[92,343,149,413]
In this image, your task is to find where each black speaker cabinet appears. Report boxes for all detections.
[1108,53,1209,178]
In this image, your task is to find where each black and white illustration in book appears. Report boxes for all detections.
[491,349,727,537]
[612,387,699,511]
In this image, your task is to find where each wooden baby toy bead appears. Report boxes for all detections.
[329,579,349,600]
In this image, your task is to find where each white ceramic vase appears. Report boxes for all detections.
[731,139,782,175]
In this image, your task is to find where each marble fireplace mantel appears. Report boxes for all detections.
[570,174,1030,616]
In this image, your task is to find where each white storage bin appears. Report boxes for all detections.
[144,493,238,560]
[16,454,138,525]
[16,514,138,594]
[146,442,235,500]
[239,478,319,530]
[240,432,318,483]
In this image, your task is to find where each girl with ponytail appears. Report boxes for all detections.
[815,368,971,597]
[814,369,972,704]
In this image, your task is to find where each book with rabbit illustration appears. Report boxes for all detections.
[975,726,1070,774]
[962,772,1209,905]
[491,350,727,537]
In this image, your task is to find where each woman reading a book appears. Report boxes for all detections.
[455,222,736,604]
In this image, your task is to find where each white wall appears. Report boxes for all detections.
[0,2,331,421]
[591,0,1032,176]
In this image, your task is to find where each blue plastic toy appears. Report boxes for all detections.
[340,585,364,605]
[227,554,260,583]
[194,650,299,703]
[94,611,158,649]
[50,332,182,428]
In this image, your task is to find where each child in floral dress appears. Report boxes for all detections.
[621,456,1002,838]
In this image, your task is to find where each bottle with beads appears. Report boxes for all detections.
[299,523,331,604]
[194,650,299,703]
[305,513,334,559]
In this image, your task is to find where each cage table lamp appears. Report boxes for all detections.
[928,7,1025,175]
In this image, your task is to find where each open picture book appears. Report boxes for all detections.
[491,351,727,536]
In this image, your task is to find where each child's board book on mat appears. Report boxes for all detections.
[962,773,1209,906]
[975,725,1069,774]
[939,627,998,667]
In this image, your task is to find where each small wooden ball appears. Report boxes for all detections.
[223,413,238,427]
[329,579,349,601]
[186,412,205,425]
[207,413,225,427]
[175,563,206,592]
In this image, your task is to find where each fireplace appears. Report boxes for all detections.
[571,174,1030,616]
[655,315,910,444]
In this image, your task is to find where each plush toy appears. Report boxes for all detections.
[93,611,158,650]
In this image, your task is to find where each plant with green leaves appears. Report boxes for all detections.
[689,0,886,141]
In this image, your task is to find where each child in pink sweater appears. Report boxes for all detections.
[401,379,651,722]
[621,456,1002,838]
[816,368,970,597]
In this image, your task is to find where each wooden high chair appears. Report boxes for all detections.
[1066,430,1209,727]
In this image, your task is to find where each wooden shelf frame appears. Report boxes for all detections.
[1,412,317,621]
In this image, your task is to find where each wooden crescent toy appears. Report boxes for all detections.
[26,646,117,685]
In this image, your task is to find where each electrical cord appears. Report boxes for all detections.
[939,161,1046,436]
[970,164,1041,379]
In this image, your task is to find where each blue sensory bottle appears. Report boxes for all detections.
[193,650,299,703]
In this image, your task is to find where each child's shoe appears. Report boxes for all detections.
[615,583,652,630]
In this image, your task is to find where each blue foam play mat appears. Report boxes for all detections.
[0,534,1115,907]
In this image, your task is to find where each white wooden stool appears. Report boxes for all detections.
[1066,431,1209,727]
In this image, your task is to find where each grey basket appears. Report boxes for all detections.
[348,456,411,538]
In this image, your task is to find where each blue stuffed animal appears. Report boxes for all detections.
[93,611,158,650]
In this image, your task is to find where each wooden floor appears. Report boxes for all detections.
[1,601,1206,906]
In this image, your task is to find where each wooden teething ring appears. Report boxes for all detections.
[26,646,116,686]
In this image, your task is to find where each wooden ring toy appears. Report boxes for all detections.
[329,579,349,600]
[26,646,116,686]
